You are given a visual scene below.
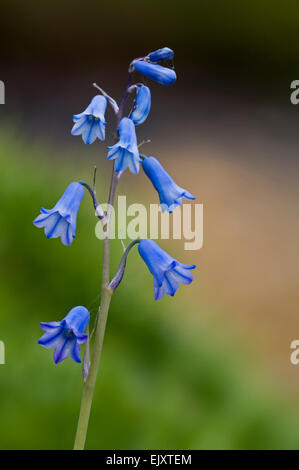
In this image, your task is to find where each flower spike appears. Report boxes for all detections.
[142,156,195,212]
[33,182,85,246]
[71,95,107,145]
[138,240,195,300]
[38,306,90,364]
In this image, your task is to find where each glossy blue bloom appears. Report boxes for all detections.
[71,95,107,145]
[130,84,151,126]
[138,240,196,300]
[142,156,195,212]
[133,61,176,86]
[148,47,174,62]
[107,117,141,174]
[33,182,85,246]
[38,306,90,364]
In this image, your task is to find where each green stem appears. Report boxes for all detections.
[73,286,112,450]
[73,169,119,450]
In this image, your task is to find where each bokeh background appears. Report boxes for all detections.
[0,0,299,449]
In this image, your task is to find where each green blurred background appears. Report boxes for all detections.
[0,0,299,450]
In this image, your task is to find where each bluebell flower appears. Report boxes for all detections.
[142,156,195,212]
[71,95,107,144]
[38,306,90,364]
[107,117,141,174]
[33,182,85,246]
[148,47,174,62]
[133,61,176,86]
[130,84,151,126]
[138,240,196,300]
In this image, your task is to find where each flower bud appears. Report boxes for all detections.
[148,47,174,62]
[133,61,176,86]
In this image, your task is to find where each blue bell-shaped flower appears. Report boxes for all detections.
[33,182,85,246]
[138,240,195,300]
[38,306,90,364]
[142,156,195,212]
[107,117,141,174]
[71,95,107,145]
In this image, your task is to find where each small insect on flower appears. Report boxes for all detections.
[71,95,107,145]
[129,84,151,126]
[38,306,90,364]
[142,156,195,212]
[33,182,85,246]
[133,61,176,86]
[148,47,174,62]
[138,240,196,300]
[107,117,141,174]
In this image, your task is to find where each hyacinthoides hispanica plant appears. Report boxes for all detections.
[33,47,196,450]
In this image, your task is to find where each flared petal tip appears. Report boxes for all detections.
[183,190,196,201]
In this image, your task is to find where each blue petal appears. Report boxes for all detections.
[71,341,81,363]
[71,116,89,135]
[33,211,56,227]
[82,120,97,145]
[53,336,75,364]
[171,264,195,285]
[107,144,121,160]
[96,120,105,141]
[38,327,63,349]
[75,333,88,344]
[118,117,138,148]
[40,321,61,332]
[113,148,127,172]
[62,306,90,334]
[127,153,140,174]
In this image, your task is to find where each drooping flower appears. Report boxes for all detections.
[133,61,176,86]
[71,95,107,145]
[107,117,141,174]
[33,182,85,246]
[129,84,151,126]
[138,240,195,300]
[148,47,174,62]
[142,156,195,212]
[38,306,90,364]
